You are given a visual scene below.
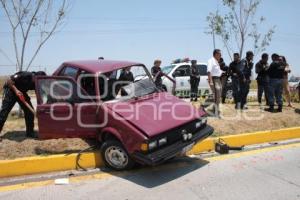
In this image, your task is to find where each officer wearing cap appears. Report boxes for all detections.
[239,51,254,109]
[190,60,200,101]
[0,71,46,138]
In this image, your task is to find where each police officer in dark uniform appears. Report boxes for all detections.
[219,57,229,103]
[119,67,134,82]
[265,54,285,112]
[255,53,270,106]
[151,59,163,89]
[190,60,200,101]
[118,67,134,96]
[239,51,254,109]
[0,71,46,137]
[229,53,242,109]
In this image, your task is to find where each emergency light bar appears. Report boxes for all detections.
[172,58,190,64]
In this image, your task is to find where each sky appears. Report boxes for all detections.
[0,0,300,76]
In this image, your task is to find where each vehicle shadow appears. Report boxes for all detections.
[34,148,84,155]
[101,156,209,188]
[0,131,33,142]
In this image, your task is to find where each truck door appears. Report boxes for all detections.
[35,76,98,139]
[172,65,191,97]
[197,64,210,96]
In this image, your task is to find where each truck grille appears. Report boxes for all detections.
[152,119,202,145]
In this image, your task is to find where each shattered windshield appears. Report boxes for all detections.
[99,65,158,102]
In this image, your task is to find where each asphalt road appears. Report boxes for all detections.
[0,142,299,200]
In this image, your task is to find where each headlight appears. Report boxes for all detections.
[158,137,167,146]
[182,133,188,141]
[148,141,157,150]
[141,137,168,152]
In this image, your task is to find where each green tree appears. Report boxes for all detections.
[206,0,275,60]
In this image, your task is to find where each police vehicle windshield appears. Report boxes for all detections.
[161,65,175,74]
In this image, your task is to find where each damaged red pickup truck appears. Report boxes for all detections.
[35,59,214,170]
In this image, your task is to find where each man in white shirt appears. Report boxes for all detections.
[207,49,222,116]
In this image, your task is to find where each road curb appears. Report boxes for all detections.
[0,126,300,178]
[188,126,300,154]
[0,153,103,178]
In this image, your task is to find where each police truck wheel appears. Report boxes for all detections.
[101,140,135,170]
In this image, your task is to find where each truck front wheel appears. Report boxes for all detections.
[101,140,135,170]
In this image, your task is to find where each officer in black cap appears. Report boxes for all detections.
[190,60,200,101]
[239,51,254,109]
[0,71,46,138]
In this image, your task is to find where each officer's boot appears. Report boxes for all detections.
[277,105,283,112]
[26,128,35,138]
[265,105,274,113]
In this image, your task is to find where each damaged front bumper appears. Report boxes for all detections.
[132,125,214,165]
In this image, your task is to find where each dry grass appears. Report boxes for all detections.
[0,76,8,95]
[192,101,300,136]
[250,80,257,89]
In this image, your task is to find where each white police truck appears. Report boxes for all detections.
[161,59,211,98]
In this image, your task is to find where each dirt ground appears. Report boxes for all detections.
[0,115,95,160]
[0,102,300,160]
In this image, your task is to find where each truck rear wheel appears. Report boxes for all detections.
[101,140,135,170]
